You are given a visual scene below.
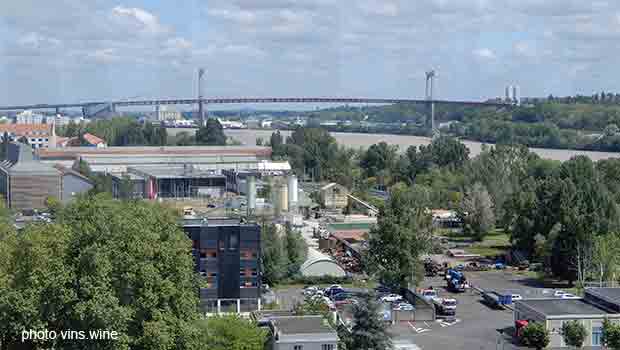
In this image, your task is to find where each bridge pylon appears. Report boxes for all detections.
[425,70,439,139]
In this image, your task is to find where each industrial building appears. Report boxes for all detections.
[0,143,93,211]
[182,217,262,314]
[514,288,620,348]
[299,248,347,277]
[37,145,275,173]
[319,183,349,210]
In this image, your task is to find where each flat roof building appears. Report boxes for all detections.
[269,315,339,350]
[514,288,620,348]
[182,217,262,314]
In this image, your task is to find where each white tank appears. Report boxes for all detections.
[288,175,298,209]
[505,86,513,102]
[247,176,256,210]
[512,85,520,105]
[280,183,289,212]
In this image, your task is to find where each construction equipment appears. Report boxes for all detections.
[481,290,513,309]
[445,269,469,293]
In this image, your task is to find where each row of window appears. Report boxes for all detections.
[196,246,257,260]
[240,268,258,277]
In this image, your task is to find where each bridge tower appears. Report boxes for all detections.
[198,68,206,126]
[425,70,438,139]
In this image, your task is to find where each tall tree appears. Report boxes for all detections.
[603,319,620,350]
[0,131,9,160]
[460,182,495,241]
[260,222,287,284]
[365,186,432,290]
[360,142,398,179]
[344,294,392,350]
[195,118,226,145]
[283,223,308,277]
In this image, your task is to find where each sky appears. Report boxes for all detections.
[1,0,620,109]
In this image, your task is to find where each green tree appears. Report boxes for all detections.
[270,130,284,158]
[521,322,550,350]
[64,120,79,137]
[0,131,9,160]
[345,294,392,350]
[198,315,267,350]
[603,319,620,349]
[118,174,135,199]
[0,195,202,349]
[561,320,587,348]
[284,223,308,277]
[360,142,398,180]
[261,222,287,284]
[460,182,495,241]
[44,196,62,216]
[17,135,29,144]
[195,118,226,145]
[593,233,620,285]
[365,186,432,290]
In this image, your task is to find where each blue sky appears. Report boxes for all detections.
[1,0,620,110]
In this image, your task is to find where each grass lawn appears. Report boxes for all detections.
[461,229,511,257]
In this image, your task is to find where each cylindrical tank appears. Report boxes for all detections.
[247,176,256,211]
[512,85,520,105]
[505,85,512,102]
[280,182,289,212]
[288,175,298,209]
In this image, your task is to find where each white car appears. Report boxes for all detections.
[554,290,566,297]
[511,294,523,301]
[303,286,320,296]
[380,294,404,303]
[421,289,438,300]
[561,293,580,299]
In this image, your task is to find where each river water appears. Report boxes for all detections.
[168,128,620,162]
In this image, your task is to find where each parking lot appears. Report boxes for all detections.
[272,269,564,350]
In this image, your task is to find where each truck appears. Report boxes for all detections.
[445,269,469,293]
[431,297,457,316]
[481,290,513,309]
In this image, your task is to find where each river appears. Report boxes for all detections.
[167,128,620,162]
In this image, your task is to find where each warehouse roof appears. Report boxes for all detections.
[517,299,612,317]
[129,165,226,179]
[272,316,335,335]
[0,143,59,175]
[37,145,272,159]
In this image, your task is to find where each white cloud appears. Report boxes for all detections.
[111,6,169,35]
[473,48,496,60]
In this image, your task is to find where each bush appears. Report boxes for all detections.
[562,320,587,348]
[521,322,550,350]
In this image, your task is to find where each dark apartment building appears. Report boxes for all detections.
[182,217,261,313]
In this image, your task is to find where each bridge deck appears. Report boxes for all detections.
[0,97,511,111]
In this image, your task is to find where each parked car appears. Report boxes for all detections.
[511,294,523,301]
[303,286,320,297]
[421,289,438,301]
[380,294,403,303]
[324,286,345,297]
[393,302,415,311]
[332,292,352,301]
[554,290,567,297]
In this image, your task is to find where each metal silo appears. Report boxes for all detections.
[288,175,298,210]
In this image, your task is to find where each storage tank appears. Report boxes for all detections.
[280,182,289,212]
[512,85,520,105]
[505,85,512,102]
[288,175,298,209]
[247,176,256,211]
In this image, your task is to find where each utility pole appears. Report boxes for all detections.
[425,70,438,139]
[198,68,205,127]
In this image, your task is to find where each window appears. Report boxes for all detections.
[321,345,335,350]
[593,326,603,346]
[229,232,239,250]
[293,346,303,350]
[251,268,258,276]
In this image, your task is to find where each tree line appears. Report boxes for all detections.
[0,195,267,350]
[269,127,620,288]
[59,117,229,147]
